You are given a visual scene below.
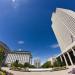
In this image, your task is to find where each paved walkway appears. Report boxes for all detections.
[2,67,74,75]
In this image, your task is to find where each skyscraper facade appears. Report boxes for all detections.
[52,8,75,66]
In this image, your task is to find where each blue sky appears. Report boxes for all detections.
[0,0,75,63]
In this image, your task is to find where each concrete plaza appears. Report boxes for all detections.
[2,67,74,75]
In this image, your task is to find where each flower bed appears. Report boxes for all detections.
[0,69,13,75]
[10,67,30,72]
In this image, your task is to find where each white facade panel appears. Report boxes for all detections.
[52,8,75,52]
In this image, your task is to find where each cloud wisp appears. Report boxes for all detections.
[50,44,59,49]
[12,0,16,3]
[18,41,24,44]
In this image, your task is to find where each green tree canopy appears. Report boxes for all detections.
[0,47,5,61]
[41,61,52,68]
[53,58,66,67]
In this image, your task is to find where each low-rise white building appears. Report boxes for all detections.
[5,51,32,65]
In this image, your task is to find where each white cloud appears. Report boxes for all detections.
[50,44,59,49]
[12,0,16,3]
[18,41,24,44]
[11,0,17,8]
[18,49,22,51]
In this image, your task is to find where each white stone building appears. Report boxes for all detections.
[51,8,75,66]
[5,51,32,65]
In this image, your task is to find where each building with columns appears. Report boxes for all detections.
[51,8,75,66]
[5,51,32,65]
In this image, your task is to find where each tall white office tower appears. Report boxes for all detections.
[51,8,75,66]
[34,57,41,68]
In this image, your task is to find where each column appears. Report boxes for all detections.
[60,56,63,62]
[71,48,75,56]
[63,54,68,66]
[29,56,32,64]
[67,52,73,65]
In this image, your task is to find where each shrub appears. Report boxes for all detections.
[29,65,35,68]
[23,63,30,68]
[53,59,66,67]
[1,72,6,75]
[11,60,19,68]
[18,63,23,68]
[0,70,13,75]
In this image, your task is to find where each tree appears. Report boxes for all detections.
[12,60,19,67]
[53,60,59,67]
[53,59,66,67]
[0,47,5,70]
[41,61,52,68]
[29,65,35,68]
[23,63,30,68]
